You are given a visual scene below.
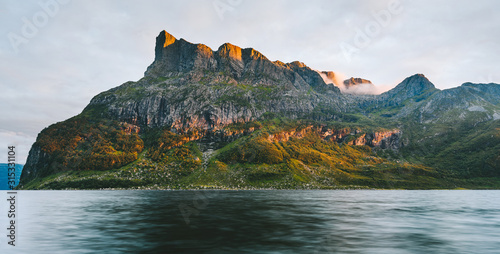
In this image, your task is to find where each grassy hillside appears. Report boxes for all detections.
[20,118,500,190]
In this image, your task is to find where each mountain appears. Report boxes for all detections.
[19,31,500,190]
[343,77,372,87]
[342,77,376,94]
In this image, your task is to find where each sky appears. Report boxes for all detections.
[1,0,499,164]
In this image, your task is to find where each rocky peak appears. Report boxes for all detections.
[242,48,267,62]
[217,43,243,61]
[343,77,372,88]
[339,77,376,95]
[383,73,437,98]
[285,61,308,69]
[373,73,438,109]
[157,30,176,49]
[215,44,271,78]
[216,43,245,77]
[153,30,180,62]
[397,74,435,91]
[146,31,217,76]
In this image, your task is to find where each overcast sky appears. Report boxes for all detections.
[1,0,499,164]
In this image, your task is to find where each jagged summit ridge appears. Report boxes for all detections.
[145,30,341,93]
[147,30,277,79]
[81,30,500,128]
[89,30,348,133]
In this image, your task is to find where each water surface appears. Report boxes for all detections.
[2,190,500,253]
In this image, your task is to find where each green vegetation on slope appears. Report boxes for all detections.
[21,115,144,183]
[21,118,486,190]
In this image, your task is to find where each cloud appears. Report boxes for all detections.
[316,70,394,95]
[0,130,35,164]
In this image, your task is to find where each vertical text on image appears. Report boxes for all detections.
[7,146,16,190]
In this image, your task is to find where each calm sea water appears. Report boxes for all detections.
[1,190,500,253]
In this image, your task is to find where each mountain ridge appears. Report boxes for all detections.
[19,30,500,190]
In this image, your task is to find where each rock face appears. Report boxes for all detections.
[88,30,346,132]
[339,77,376,95]
[20,30,500,186]
[21,145,50,181]
[145,31,216,74]
[348,129,402,149]
[343,77,372,87]
[146,31,326,87]
[266,125,402,149]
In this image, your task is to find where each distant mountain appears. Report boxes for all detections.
[343,77,372,87]
[0,164,23,190]
[342,77,376,94]
[19,31,500,190]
